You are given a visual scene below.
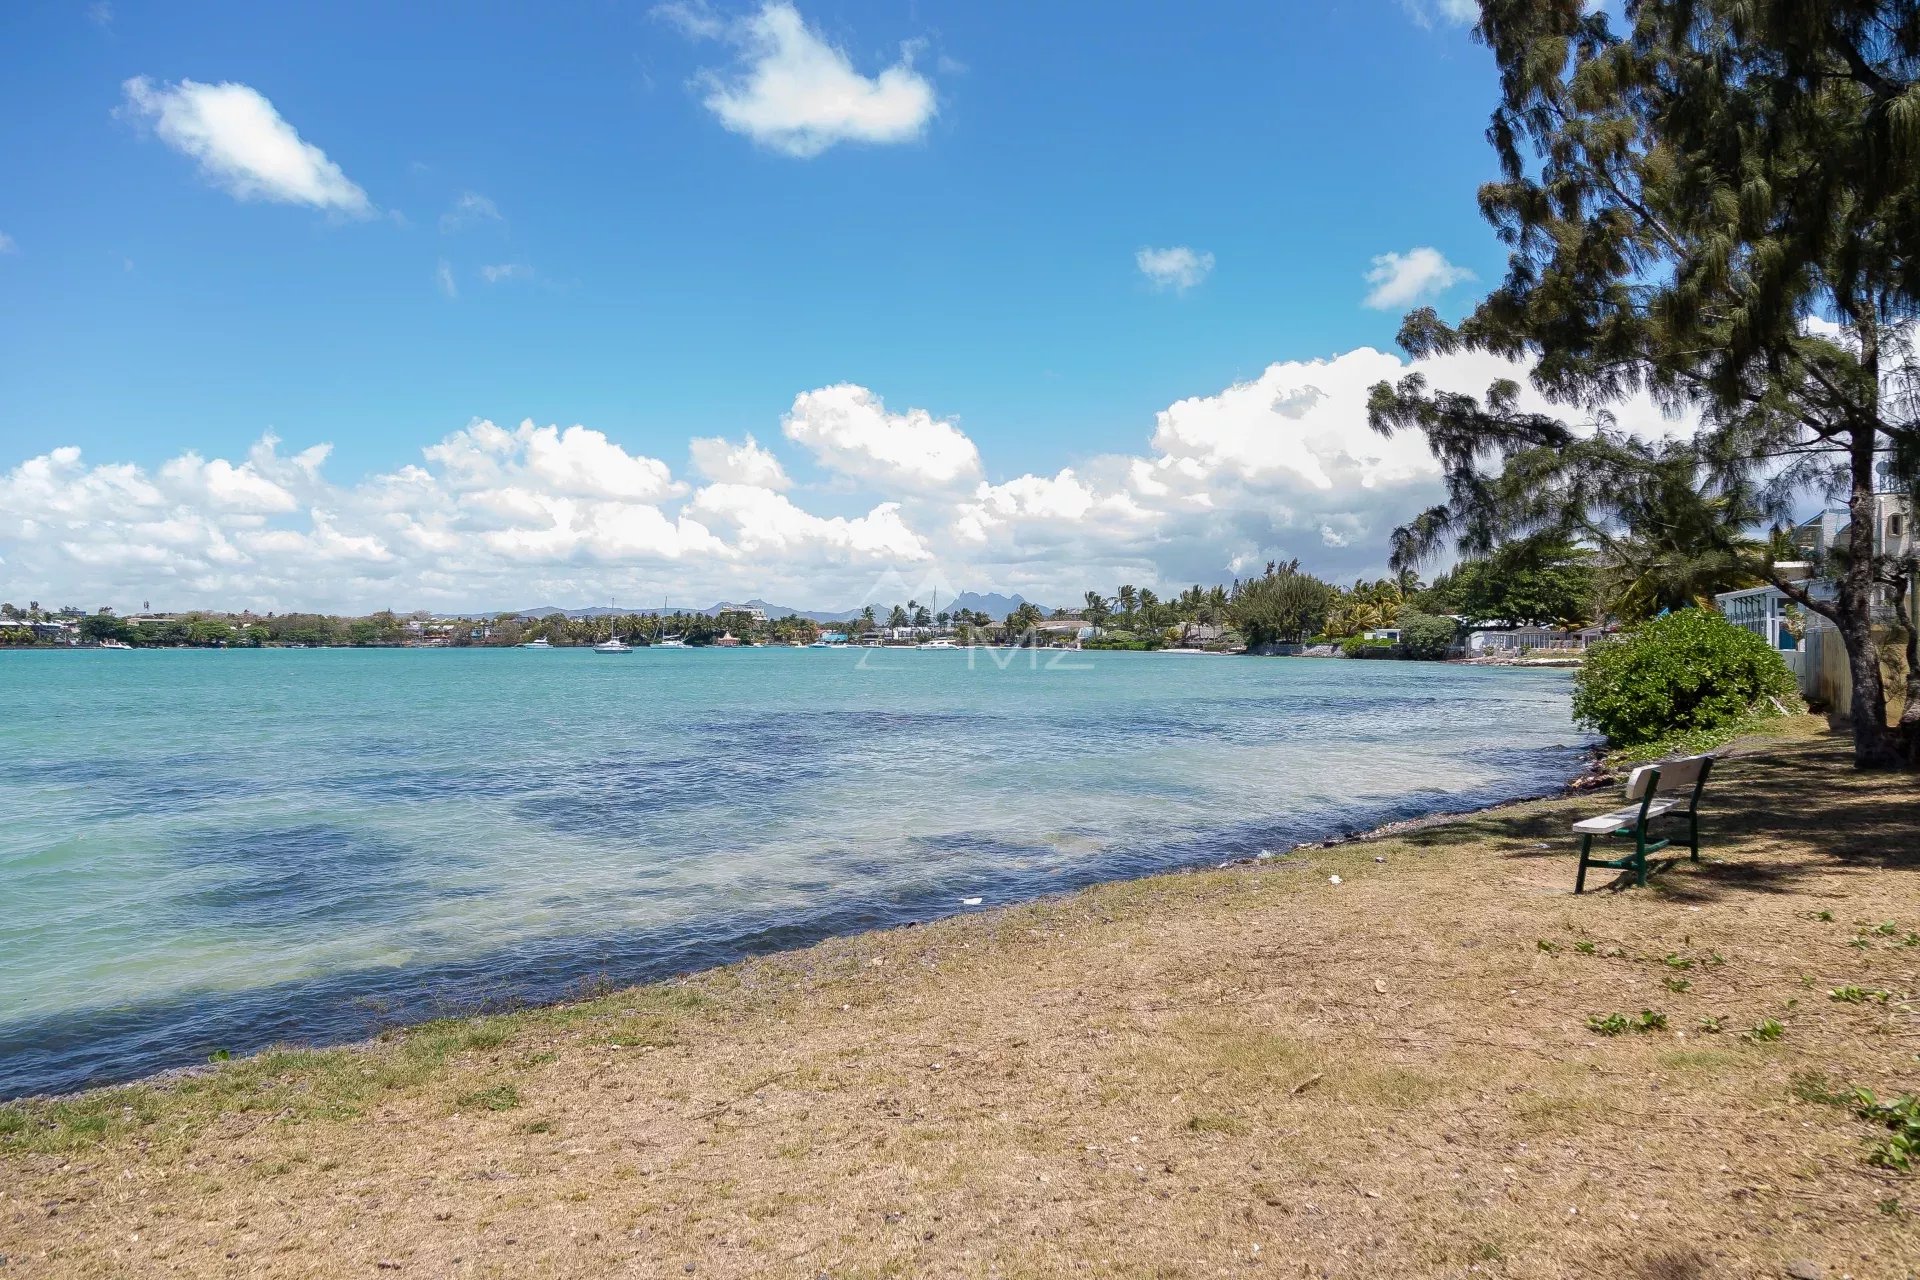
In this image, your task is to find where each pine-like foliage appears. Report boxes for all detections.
[1228,560,1338,646]
[1368,0,1920,767]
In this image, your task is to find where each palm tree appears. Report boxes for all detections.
[1008,600,1044,643]
[1591,457,1772,620]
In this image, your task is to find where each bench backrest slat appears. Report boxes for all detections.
[1625,754,1710,801]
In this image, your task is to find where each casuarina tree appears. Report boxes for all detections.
[1367,0,1920,767]
[1229,560,1337,646]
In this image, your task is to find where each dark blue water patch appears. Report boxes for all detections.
[164,824,458,930]
[515,749,832,837]
[902,832,1063,863]
[776,709,991,736]
[682,714,841,755]
[1040,691,1511,750]
[831,854,898,879]
[0,741,1591,1101]
[1467,743,1596,771]
[11,753,257,819]
[323,762,530,805]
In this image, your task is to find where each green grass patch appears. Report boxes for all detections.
[1185,1112,1249,1136]
[1657,1048,1747,1073]
[0,976,732,1159]
[455,1084,522,1112]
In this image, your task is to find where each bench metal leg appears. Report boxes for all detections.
[1689,810,1700,861]
[1575,834,1592,894]
[1634,827,1649,887]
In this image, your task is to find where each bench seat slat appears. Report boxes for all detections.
[1573,798,1678,834]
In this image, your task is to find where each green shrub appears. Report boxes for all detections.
[1341,635,1395,658]
[1397,612,1459,660]
[1571,609,1794,747]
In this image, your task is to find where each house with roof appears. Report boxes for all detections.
[1462,625,1605,656]
[1716,492,1915,714]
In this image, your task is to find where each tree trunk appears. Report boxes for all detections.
[1836,508,1892,769]
[1833,319,1901,768]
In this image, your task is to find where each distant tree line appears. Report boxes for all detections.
[4,522,1773,655]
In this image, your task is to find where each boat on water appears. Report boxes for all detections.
[98,639,134,650]
[653,594,688,647]
[917,638,959,650]
[519,637,553,649]
[592,599,633,654]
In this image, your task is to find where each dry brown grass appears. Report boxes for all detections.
[3,719,1917,1278]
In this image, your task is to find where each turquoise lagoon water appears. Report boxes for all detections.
[0,647,1589,1097]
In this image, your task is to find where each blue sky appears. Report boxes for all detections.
[2,0,1599,613]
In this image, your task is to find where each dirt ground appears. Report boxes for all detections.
[3,720,1917,1278]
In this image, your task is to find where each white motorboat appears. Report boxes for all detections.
[519,637,553,649]
[916,638,959,650]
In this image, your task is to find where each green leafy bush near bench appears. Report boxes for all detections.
[1572,609,1794,748]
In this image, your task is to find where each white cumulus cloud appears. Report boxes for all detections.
[1136,246,1214,292]
[689,484,929,562]
[782,384,981,489]
[662,1,937,157]
[120,77,372,216]
[427,421,684,502]
[157,453,299,512]
[689,435,792,489]
[0,346,1699,614]
[1363,247,1475,310]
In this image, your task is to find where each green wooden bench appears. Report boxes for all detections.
[1573,754,1716,893]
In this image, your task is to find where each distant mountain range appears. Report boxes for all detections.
[494,590,1050,624]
